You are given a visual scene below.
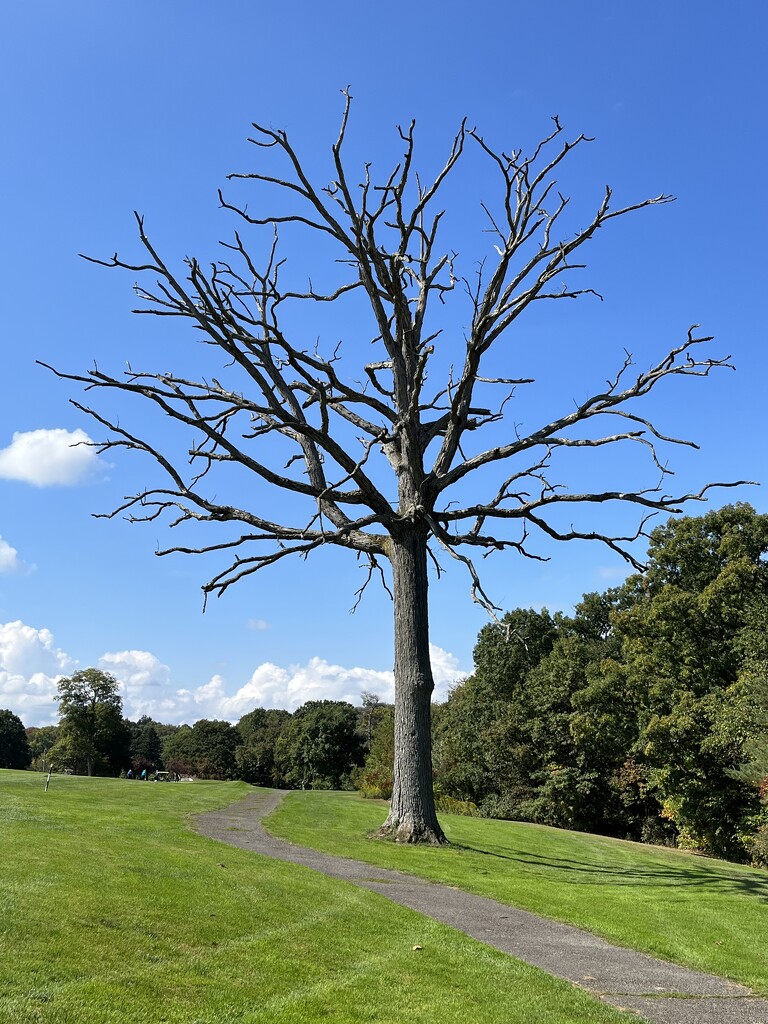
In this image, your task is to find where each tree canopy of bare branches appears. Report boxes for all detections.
[45,93,747,842]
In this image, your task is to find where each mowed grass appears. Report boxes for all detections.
[266,791,768,994]
[0,771,642,1024]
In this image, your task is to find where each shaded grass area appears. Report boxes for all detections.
[265,790,768,994]
[0,771,640,1024]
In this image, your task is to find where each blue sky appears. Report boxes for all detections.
[1,1,764,727]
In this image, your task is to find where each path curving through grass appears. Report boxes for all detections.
[0,770,641,1024]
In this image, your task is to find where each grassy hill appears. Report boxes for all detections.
[0,770,639,1024]
[266,791,768,995]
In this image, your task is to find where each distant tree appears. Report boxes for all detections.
[473,608,560,700]
[511,634,622,831]
[46,731,91,776]
[434,608,560,815]
[605,505,768,858]
[136,717,181,742]
[49,98,747,841]
[54,669,129,776]
[353,705,395,799]
[433,676,507,810]
[159,719,239,779]
[433,505,768,860]
[358,691,386,752]
[730,625,768,866]
[162,726,196,776]
[530,504,768,856]
[130,721,164,773]
[190,719,239,780]
[0,710,32,769]
[26,724,60,770]
[235,707,291,786]
[732,600,768,811]
[643,502,768,594]
[237,707,292,747]
[275,700,363,790]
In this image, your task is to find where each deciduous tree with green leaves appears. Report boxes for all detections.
[53,669,128,777]
[0,709,32,770]
[190,719,240,780]
[603,506,768,856]
[25,724,60,771]
[129,717,164,773]
[236,707,292,786]
[433,506,768,859]
[274,700,362,790]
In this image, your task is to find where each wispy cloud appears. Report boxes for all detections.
[0,537,21,574]
[596,565,629,581]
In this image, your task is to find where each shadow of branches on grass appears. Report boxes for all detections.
[451,843,768,900]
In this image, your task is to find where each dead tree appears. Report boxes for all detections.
[44,94,746,843]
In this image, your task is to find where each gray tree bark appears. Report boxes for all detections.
[379,524,446,843]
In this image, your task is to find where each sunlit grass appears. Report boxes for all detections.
[265,790,768,993]
[0,771,640,1024]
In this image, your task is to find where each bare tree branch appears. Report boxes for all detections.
[46,98,750,617]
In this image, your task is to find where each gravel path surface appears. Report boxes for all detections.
[196,789,768,1024]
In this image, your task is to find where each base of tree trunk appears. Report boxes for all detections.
[376,815,448,845]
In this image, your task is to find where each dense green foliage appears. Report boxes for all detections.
[0,709,31,769]
[274,700,364,789]
[25,724,60,769]
[235,707,292,785]
[352,705,395,798]
[50,669,130,777]
[155,702,363,787]
[128,716,164,772]
[20,696,365,788]
[428,504,768,863]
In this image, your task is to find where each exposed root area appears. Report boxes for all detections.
[376,818,449,845]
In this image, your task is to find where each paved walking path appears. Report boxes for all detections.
[196,790,768,1024]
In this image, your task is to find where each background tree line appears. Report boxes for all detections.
[6,682,371,790]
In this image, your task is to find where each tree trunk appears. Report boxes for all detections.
[379,525,447,844]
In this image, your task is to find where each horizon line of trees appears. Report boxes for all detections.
[5,685,376,791]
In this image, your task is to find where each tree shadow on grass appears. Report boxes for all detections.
[450,842,768,899]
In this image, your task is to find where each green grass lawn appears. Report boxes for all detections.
[0,771,643,1024]
[265,790,768,994]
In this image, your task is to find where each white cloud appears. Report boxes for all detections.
[217,657,395,718]
[429,644,468,695]
[0,536,20,573]
[246,618,270,631]
[197,642,465,718]
[97,649,173,719]
[0,620,76,724]
[3,623,468,728]
[101,643,467,724]
[0,428,102,486]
